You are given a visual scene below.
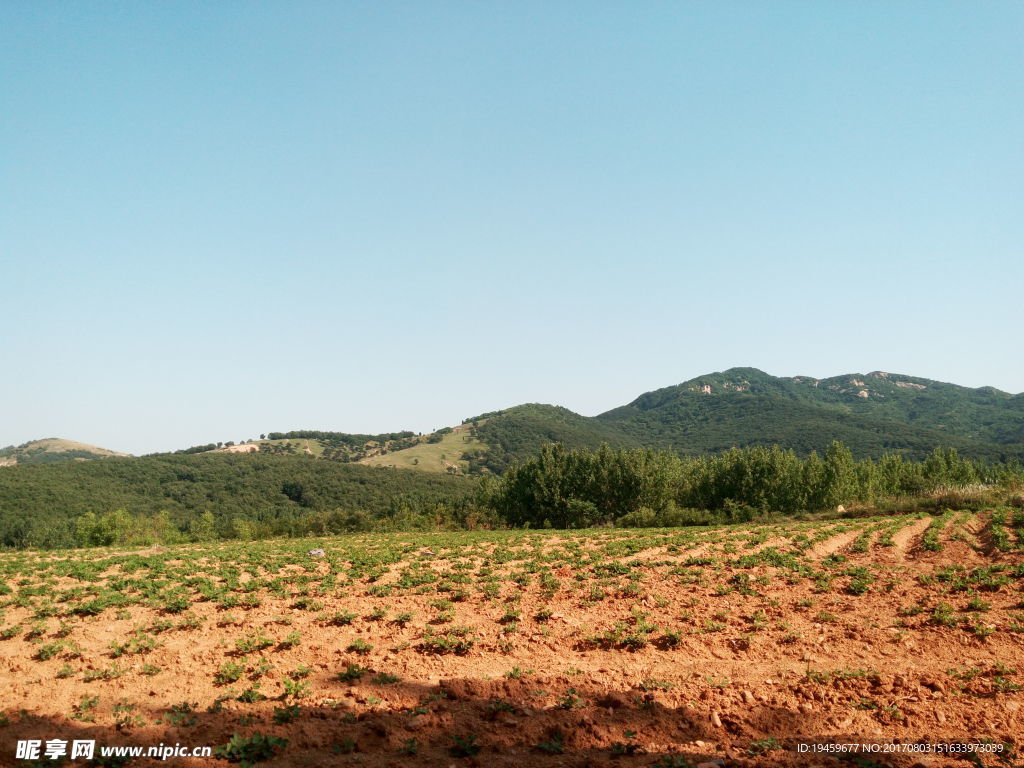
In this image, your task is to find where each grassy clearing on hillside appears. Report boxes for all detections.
[254,437,325,457]
[1,510,1022,766]
[0,438,129,465]
[360,425,485,473]
[16,438,128,456]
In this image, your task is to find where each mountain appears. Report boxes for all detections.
[2,367,1021,546]
[424,368,1024,471]
[8,369,1022,475]
[595,368,1024,460]
[0,438,129,467]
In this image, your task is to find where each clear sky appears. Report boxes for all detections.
[2,2,1022,455]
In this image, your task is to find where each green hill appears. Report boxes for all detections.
[3,367,1022,549]
[595,368,1024,461]
[159,369,1024,474]
[0,452,477,549]
[458,405,642,473]
[437,369,1024,470]
[146,368,1021,475]
[0,438,129,466]
[359,424,486,473]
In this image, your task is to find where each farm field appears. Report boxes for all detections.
[1,511,1023,767]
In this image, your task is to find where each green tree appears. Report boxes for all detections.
[822,441,858,508]
[189,510,217,542]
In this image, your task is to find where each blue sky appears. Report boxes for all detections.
[2,2,1022,455]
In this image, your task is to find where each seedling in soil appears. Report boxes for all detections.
[165,702,198,727]
[250,657,273,679]
[72,694,100,722]
[748,737,781,755]
[113,702,145,730]
[273,703,302,723]
[611,730,642,755]
[325,610,357,626]
[419,627,474,654]
[966,596,991,612]
[485,698,519,718]
[282,678,310,699]
[289,664,312,680]
[236,683,265,703]
[333,738,358,755]
[336,663,368,682]
[214,733,287,765]
[536,731,565,754]
[235,632,272,654]
[930,603,958,627]
[449,734,481,757]
[500,608,521,624]
[639,678,673,691]
[215,661,245,685]
[278,630,301,648]
[557,688,584,709]
[347,638,373,655]
[651,757,695,768]
[83,663,124,682]
[36,641,66,661]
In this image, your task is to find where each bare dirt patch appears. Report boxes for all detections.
[213,443,260,454]
[807,528,861,559]
[890,516,932,556]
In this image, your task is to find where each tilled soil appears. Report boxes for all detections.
[0,512,1022,767]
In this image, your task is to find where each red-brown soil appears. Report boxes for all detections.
[0,512,1021,767]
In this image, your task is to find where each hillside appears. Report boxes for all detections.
[596,368,1024,461]
[0,452,477,549]
[0,438,129,466]
[459,404,642,473]
[359,423,486,473]
[167,429,421,461]
[441,368,1024,470]
[7,369,1022,480]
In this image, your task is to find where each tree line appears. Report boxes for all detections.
[265,430,416,446]
[487,442,1022,528]
[0,453,478,549]
[0,441,1020,549]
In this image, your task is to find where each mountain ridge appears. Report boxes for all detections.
[467,368,1024,471]
[6,368,1023,471]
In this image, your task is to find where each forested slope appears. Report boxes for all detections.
[0,453,476,548]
